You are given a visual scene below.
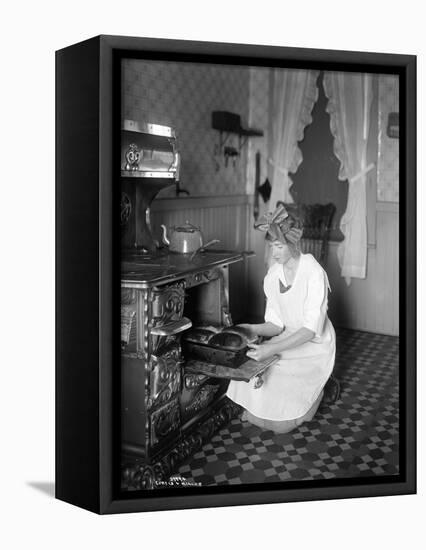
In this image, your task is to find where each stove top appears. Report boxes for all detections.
[121,249,246,287]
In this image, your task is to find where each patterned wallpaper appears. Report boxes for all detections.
[377,75,399,202]
[122,61,399,203]
[122,59,251,197]
[246,68,270,195]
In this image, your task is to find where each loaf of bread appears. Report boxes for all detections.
[223,325,257,344]
[208,331,245,350]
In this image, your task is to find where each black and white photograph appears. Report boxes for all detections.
[4,0,423,546]
[119,57,403,492]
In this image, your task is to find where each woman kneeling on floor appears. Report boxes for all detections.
[227,205,336,434]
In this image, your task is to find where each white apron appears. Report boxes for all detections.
[227,253,336,421]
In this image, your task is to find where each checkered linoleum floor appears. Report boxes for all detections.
[178,329,399,486]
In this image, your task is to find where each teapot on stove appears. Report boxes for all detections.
[160,221,220,256]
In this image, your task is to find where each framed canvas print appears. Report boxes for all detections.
[55,35,416,514]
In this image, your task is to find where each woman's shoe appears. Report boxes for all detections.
[323,375,341,404]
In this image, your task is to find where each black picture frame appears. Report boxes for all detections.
[56,34,416,514]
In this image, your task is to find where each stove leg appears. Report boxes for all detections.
[121,398,242,490]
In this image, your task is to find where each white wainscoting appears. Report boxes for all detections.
[150,195,251,249]
[326,202,399,336]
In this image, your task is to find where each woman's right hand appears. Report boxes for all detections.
[246,343,274,362]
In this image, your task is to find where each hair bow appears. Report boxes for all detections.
[254,204,288,232]
[254,204,303,245]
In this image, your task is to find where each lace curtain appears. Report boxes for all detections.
[323,72,374,284]
[267,69,320,209]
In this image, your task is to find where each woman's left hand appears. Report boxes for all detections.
[246,343,274,362]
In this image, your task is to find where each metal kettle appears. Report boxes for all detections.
[160,221,219,255]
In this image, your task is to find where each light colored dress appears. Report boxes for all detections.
[227,253,336,422]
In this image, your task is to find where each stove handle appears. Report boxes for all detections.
[150,317,192,337]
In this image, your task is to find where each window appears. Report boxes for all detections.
[290,72,377,245]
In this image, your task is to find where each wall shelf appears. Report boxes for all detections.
[211,111,263,159]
